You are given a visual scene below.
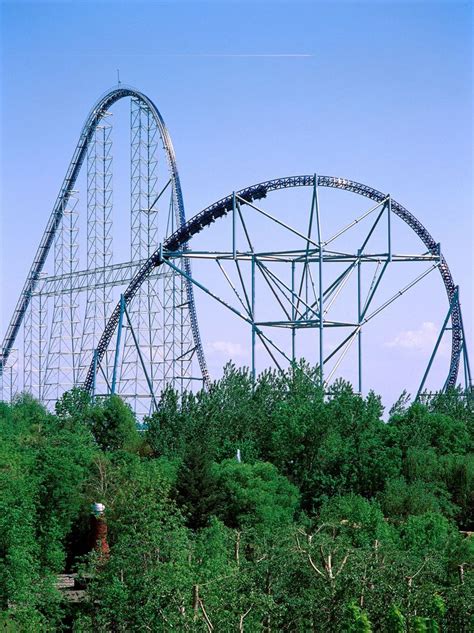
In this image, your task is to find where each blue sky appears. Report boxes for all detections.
[1,0,472,404]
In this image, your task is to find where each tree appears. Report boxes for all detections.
[82,459,193,630]
[212,459,300,531]
[174,444,219,529]
[87,395,141,452]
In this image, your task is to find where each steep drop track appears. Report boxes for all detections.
[0,86,209,385]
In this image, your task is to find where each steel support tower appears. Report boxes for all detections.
[0,86,207,414]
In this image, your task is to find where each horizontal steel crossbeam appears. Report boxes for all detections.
[33,260,172,297]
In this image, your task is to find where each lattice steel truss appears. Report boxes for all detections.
[43,194,81,402]
[23,276,48,399]
[162,199,194,394]
[0,87,207,412]
[0,348,18,403]
[120,99,162,413]
[117,98,194,416]
[79,117,114,386]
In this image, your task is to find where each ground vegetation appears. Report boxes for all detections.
[0,362,473,630]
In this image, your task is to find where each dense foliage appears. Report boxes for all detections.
[0,362,473,631]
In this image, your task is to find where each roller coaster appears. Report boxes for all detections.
[0,86,471,414]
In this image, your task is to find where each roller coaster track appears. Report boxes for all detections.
[84,174,462,392]
[0,86,209,385]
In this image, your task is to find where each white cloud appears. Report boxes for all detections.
[386,321,448,354]
[206,340,248,358]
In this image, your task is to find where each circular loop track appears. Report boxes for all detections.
[85,175,461,392]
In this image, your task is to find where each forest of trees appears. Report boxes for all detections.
[0,362,473,631]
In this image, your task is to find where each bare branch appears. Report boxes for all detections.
[198,598,214,632]
[193,585,199,619]
[307,553,325,578]
[407,558,430,587]
[239,607,252,632]
[235,531,241,566]
[335,551,350,577]
[326,553,334,580]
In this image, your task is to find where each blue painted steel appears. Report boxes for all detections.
[251,255,256,381]
[417,287,459,398]
[357,249,362,394]
[111,294,125,394]
[123,303,158,411]
[314,176,323,387]
[84,175,464,394]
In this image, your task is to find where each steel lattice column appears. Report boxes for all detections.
[120,98,162,415]
[118,99,194,415]
[43,194,80,402]
[162,196,194,396]
[0,348,18,403]
[23,280,48,400]
[79,117,113,385]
